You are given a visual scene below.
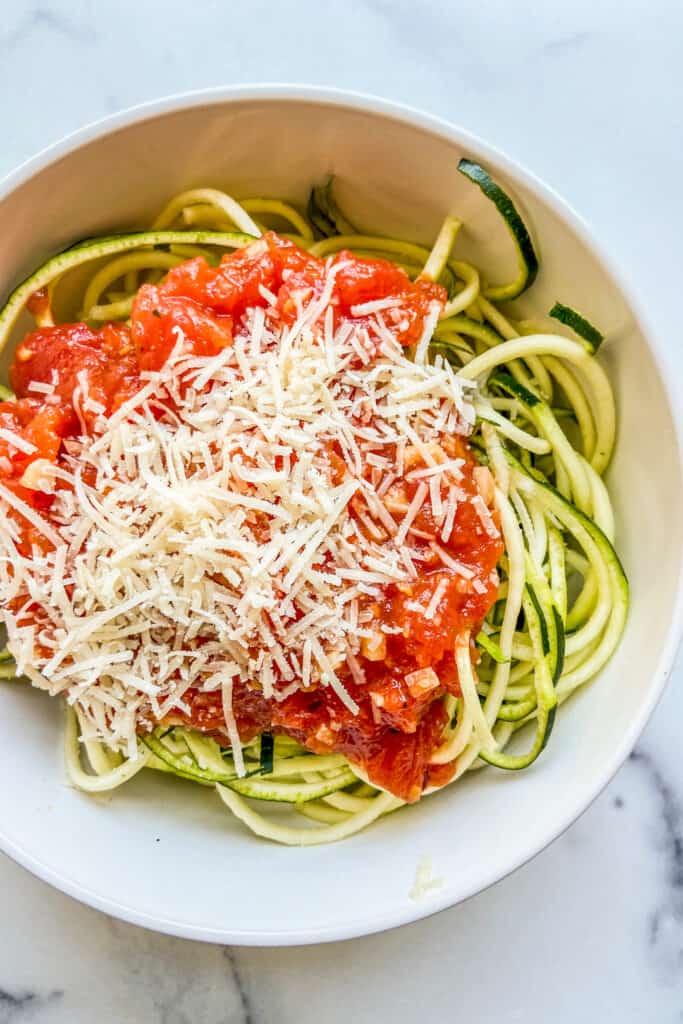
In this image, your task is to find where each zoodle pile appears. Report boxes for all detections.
[0,160,627,845]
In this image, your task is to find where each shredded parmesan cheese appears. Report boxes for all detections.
[0,262,478,764]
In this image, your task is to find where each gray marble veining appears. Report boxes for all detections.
[2,0,683,1021]
[0,987,63,1024]
[629,747,683,985]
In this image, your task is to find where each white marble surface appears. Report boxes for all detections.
[2,0,683,1020]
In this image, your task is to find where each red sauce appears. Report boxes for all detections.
[3,233,502,802]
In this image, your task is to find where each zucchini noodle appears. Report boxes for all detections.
[0,164,628,845]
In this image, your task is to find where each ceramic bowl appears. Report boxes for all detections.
[1,86,681,944]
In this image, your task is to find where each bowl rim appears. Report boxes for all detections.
[1,83,682,946]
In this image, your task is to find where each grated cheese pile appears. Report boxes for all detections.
[0,253,479,768]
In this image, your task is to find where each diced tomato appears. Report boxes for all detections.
[426,758,458,791]
[169,681,271,743]
[266,232,322,279]
[385,571,485,668]
[131,287,233,371]
[0,399,71,480]
[271,682,451,802]
[10,322,140,426]
[333,250,445,346]
[158,241,278,317]
[26,287,51,321]
[361,701,451,801]
[333,251,444,310]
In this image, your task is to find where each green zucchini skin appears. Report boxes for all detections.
[490,369,541,407]
[259,733,275,774]
[475,631,509,664]
[550,301,604,352]
[457,158,539,300]
[308,177,358,239]
[307,189,337,239]
[141,732,234,786]
[141,730,356,804]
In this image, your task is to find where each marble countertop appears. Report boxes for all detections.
[2,1,683,1020]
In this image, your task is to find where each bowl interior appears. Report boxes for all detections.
[0,92,680,944]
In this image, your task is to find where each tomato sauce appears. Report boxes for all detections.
[3,233,501,802]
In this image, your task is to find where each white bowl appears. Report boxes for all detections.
[1,86,682,945]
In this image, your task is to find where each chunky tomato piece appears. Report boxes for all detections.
[385,572,486,668]
[335,254,413,308]
[0,399,71,479]
[267,232,322,279]
[362,701,452,801]
[10,322,140,426]
[159,241,278,318]
[158,234,323,327]
[25,287,51,321]
[131,287,233,371]
[334,251,445,346]
[0,399,73,556]
[170,681,272,743]
[271,683,451,802]
[426,758,458,791]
